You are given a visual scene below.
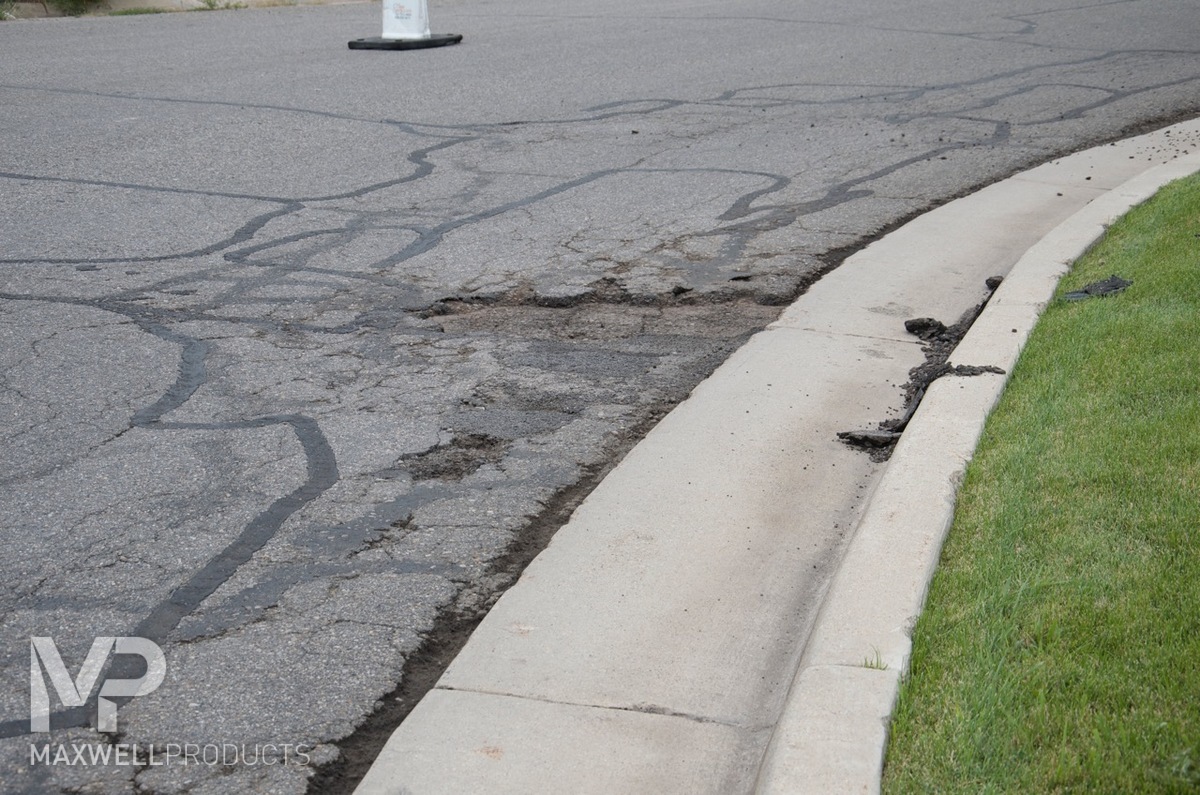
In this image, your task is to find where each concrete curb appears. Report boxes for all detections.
[752,151,1200,794]
[354,121,1200,795]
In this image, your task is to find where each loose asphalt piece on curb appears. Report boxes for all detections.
[354,121,1200,795]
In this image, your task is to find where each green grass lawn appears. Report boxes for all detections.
[882,172,1200,793]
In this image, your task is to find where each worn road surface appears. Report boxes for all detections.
[2,0,1198,791]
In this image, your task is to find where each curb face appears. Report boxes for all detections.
[753,124,1200,795]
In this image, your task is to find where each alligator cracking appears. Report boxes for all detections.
[6,23,1200,791]
[303,254,859,795]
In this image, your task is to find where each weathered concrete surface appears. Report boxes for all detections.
[1,0,1198,792]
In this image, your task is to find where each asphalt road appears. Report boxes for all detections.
[1,0,1198,792]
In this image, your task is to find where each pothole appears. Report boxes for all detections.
[395,434,509,481]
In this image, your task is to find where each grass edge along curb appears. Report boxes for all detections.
[882,172,1200,793]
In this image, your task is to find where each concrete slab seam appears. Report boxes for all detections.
[430,685,763,730]
[753,151,1200,795]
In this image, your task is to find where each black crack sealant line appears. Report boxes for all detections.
[0,135,467,267]
[0,312,339,740]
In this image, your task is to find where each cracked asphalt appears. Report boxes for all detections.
[2,0,1198,791]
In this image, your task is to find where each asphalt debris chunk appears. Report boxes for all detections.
[1062,274,1132,301]
[838,277,1007,460]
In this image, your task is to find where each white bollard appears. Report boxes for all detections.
[349,0,462,50]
